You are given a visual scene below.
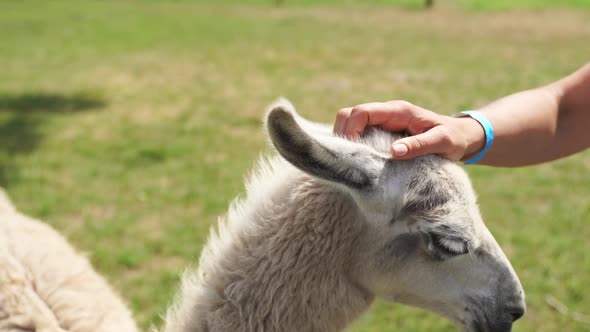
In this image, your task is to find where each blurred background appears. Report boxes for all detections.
[1,0,589,330]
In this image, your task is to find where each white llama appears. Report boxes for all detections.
[162,99,526,332]
[0,189,138,332]
[0,99,526,332]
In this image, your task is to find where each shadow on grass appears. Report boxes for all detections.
[0,93,106,113]
[0,92,106,187]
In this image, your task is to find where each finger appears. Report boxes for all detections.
[365,100,420,131]
[390,126,456,160]
[342,105,370,138]
[343,101,434,137]
[334,107,352,135]
[342,102,397,138]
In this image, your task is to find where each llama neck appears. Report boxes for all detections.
[179,177,374,332]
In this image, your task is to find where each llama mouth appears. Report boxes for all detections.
[471,320,484,332]
[468,319,513,332]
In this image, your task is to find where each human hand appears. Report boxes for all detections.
[333,100,486,161]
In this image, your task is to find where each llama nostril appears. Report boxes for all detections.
[509,308,525,322]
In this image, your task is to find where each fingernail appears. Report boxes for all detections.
[392,143,408,157]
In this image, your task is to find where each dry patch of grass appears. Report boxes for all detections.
[228,5,590,39]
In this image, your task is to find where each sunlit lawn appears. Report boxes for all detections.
[1,1,589,330]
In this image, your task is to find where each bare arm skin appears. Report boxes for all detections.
[334,63,590,167]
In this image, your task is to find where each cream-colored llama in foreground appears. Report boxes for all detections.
[163,99,525,332]
[0,99,525,332]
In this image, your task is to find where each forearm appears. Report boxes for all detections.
[471,63,590,167]
[476,87,562,166]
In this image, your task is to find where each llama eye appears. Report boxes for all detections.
[428,233,469,258]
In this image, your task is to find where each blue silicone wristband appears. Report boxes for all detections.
[452,110,494,165]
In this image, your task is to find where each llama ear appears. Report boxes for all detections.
[266,98,385,191]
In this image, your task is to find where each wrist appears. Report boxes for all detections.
[455,116,486,161]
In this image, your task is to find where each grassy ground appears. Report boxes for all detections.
[1,1,589,331]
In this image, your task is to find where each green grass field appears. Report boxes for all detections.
[1,1,589,331]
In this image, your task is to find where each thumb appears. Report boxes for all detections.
[391,127,452,160]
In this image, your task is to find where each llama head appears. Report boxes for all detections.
[266,98,525,332]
